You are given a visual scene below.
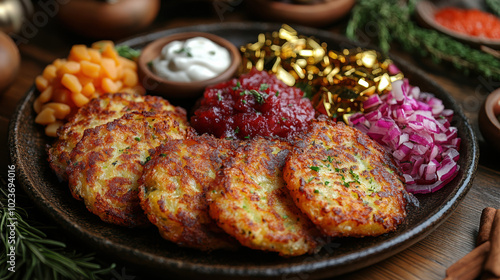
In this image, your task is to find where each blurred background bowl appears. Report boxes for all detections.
[247,0,356,27]
[57,0,161,39]
[415,0,500,49]
[479,88,500,153]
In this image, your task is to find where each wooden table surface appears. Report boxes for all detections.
[1,2,500,280]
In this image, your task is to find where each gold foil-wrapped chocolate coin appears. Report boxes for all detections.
[240,24,404,119]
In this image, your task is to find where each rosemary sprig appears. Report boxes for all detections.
[346,0,500,81]
[0,177,115,280]
[486,0,500,17]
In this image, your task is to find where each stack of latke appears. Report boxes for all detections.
[49,93,409,256]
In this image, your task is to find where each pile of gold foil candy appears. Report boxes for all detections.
[240,24,404,121]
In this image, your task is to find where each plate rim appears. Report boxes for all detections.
[9,22,479,278]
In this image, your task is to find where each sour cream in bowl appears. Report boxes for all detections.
[152,37,232,82]
[137,32,241,99]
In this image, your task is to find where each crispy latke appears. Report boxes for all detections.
[48,92,185,181]
[138,135,240,250]
[67,111,189,227]
[207,137,323,256]
[283,117,408,237]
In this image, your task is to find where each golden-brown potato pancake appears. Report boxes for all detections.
[67,111,189,227]
[48,92,185,181]
[208,137,323,256]
[138,135,239,250]
[283,117,408,237]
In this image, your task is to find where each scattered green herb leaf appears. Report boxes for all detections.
[115,45,141,61]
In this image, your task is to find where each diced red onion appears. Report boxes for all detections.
[348,79,460,194]
[364,94,382,110]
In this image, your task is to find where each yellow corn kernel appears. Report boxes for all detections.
[58,61,81,76]
[101,43,120,64]
[35,107,56,125]
[80,60,101,78]
[61,73,82,93]
[100,58,117,80]
[33,96,43,114]
[42,102,71,119]
[35,75,49,92]
[117,56,137,71]
[88,48,102,64]
[101,77,118,93]
[45,121,64,137]
[92,40,114,51]
[52,58,67,69]
[52,88,72,104]
[81,82,95,97]
[122,68,138,87]
[69,45,91,62]
[42,65,57,81]
[38,86,53,103]
[71,91,89,107]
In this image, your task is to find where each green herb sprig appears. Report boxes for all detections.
[115,45,141,61]
[346,0,500,81]
[486,0,500,17]
[0,178,114,280]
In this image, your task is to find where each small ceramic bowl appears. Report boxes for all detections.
[415,0,500,49]
[137,32,241,99]
[479,89,500,152]
[247,0,356,27]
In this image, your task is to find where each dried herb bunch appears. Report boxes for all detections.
[0,177,114,280]
[346,0,500,81]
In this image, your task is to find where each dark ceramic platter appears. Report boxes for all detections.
[9,22,478,279]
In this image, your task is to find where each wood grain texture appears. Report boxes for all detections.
[1,2,500,279]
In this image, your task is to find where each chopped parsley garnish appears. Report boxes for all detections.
[259,83,269,91]
[282,215,288,219]
[234,126,240,134]
[174,47,192,57]
[134,137,141,141]
[314,189,320,194]
[244,135,250,139]
[160,153,167,157]
[217,92,222,101]
[209,50,216,55]
[242,100,247,104]
[233,81,241,90]
[325,181,330,186]
[310,166,320,172]
[244,89,268,104]
[275,91,280,97]
[349,169,360,183]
